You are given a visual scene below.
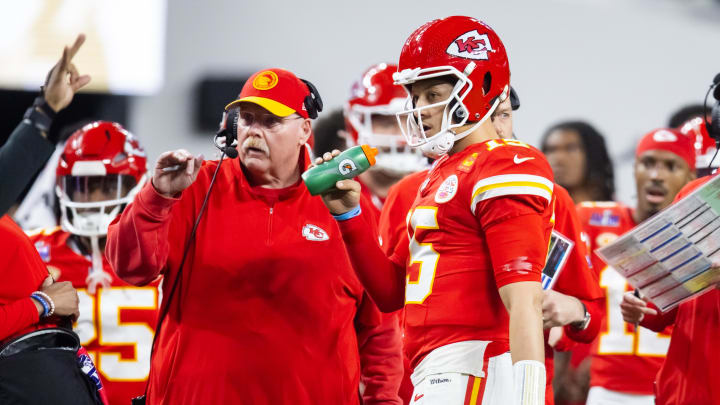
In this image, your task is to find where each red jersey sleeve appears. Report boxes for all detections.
[471,144,555,288]
[640,301,678,332]
[354,195,404,405]
[338,212,406,313]
[0,298,40,341]
[105,182,179,286]
[0,216,54,341]
[551,186,605,343]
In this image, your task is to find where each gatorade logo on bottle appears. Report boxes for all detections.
[338,159,358,175]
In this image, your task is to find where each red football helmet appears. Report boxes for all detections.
[679,117,717,176]
[394,16,510,157]
[345,63,427,173]
[56,121,148,238]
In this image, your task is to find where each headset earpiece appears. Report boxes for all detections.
[300,79,323,119]
[454,105,467,121]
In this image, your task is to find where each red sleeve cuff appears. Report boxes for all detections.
[562,297,603,343]
[0,297,41,341]
[136,181,180,219]
[640,302,677,332]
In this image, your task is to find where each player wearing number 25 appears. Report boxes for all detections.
[319,16,554,404]
[577,128,695,405]
[106,68,395,405]
[25,121,156,405]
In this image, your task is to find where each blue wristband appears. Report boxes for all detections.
[31,293,49,317]
[333,205,362,221]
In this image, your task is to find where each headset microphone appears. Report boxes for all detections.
[215,109,239,159]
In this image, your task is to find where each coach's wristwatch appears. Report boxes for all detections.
[570,302,591,331]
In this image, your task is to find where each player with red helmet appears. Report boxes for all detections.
[578,128,696,405]
[319,16,553,404]
[344,62,428,214]
[26,121,157,405]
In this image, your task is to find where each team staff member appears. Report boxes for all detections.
[106,68,398,405]
[579,128,696,404]
[621,120,720,405]
[0,34,100,405]
[319,16,552,404]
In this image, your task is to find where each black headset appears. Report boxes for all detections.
[217,78,323,159]
[706,73,720,142]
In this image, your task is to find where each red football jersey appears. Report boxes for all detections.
[389,139,555,367]
[577,202,670,395]
[27,227,158,405]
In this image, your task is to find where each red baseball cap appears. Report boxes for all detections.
[636,128,696,171]
[225,68,311,118]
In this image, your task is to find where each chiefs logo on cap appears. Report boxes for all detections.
[652,129,678,142]
[446,30,494,61]
[253,71,279,91]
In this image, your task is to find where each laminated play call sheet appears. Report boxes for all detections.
[597,175,720,312]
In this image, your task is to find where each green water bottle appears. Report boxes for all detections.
[302,145,378,196]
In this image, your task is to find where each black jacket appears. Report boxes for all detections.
[0,121,55,216]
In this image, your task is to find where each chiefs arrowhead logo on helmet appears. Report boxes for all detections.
[446,30,494,60]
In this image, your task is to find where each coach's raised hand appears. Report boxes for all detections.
[44,34,91,112]
[152,150,204,198]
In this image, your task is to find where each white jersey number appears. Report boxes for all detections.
[598,266,670,356]
[75,287,157,381]
[405,207,440,304]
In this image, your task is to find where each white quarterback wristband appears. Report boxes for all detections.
[513,360,546,405]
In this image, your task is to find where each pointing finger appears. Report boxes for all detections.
[66,34,86,62]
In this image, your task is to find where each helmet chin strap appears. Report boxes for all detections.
[419,105,494,159]
[86,235,113,294]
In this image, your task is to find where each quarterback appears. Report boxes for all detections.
[319,16,552,404]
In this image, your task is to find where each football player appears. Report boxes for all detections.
[319,16,552,404]
[344,62,428,215]
[577,128,696,405]
[26,121,157,405]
